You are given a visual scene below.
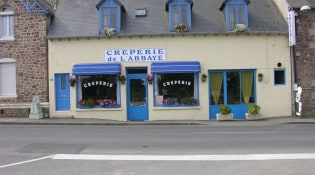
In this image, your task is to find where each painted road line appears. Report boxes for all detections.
[0,155,54,169]
[52,153,315,161]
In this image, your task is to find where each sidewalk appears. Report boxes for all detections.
[0,116,315,126]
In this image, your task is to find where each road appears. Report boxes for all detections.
[0,124,315,174]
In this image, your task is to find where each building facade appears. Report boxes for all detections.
[48,0,292,121]
[287,0,315,117]
[0,0,54,117]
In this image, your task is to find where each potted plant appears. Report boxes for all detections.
[69,75,76,87]
[147,75,152,84]
[201,74,207,82]
[216,104,233,121]
[245,104,261,120]
[118,75,126,84]
[234,24,246,32]
[174,23,188,32]
[104,27,116,37]
[258,73,263,81]
[180,97,198,106]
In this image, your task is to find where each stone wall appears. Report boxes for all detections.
[0,0,49,117]
[295,9,315,117]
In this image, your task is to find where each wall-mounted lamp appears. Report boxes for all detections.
[300,5,311,11]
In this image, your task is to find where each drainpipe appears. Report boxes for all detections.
[288,8,296,117]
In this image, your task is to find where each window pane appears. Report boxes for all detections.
[210,72,224,105]
[275,70,285,85]
[2,16,8,35]
[110,8,116,29]
[130,79,146,106]
[173,5,179,24]
[229,6,235,28]
[227,72,241,104]
[154,73,197,105]
[236,4,245,24]
[103,9,108,29]
[9,16,13,36]
[61,75,66,90]
[78,75,119,108]
[180,5,187,24]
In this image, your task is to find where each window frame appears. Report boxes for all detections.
[75,74,121,109]
[168,1,192,32]
[0,58,17,97]
[0,6,14,41]
[153,72,199,107]
[274,69,286,86]
[225,0,248,31]
[209,70,256,105]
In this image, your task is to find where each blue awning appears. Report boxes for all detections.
[72,63,121,75]
[151,61,200,73]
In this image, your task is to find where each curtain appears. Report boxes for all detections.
[210,72,223,105]
[241,72,253,104]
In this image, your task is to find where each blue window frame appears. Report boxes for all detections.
[274,69,286,85]
[209,70,256,105]
[220,0,249,31]
[166,0,192,32]
[96,0,125,34]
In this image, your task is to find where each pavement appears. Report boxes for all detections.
[0,116,315,126]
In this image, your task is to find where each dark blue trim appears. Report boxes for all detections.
[151,61,200,73]
[72,63,121,75]
[18,0,50,14]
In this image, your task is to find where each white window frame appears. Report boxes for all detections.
[0,7,14,41]
[0,58,17,97]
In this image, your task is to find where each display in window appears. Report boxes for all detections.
[154,73,199,107]
[77,75,119,108]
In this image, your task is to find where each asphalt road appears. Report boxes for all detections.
[0,124,315,175]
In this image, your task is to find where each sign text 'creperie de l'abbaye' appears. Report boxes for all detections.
[105,48,166,62]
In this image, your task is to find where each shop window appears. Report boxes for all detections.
[96,0,125,34]
[219,0,249,31]
[166,0,192,32]
[0,6,14,40]
[154,73,199,107]
[210,70,255,105]
[0,58,16,97]
[274,69,285,85]
[76,75,120,108]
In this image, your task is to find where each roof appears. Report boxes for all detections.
[286,0,315,9]
[37,0,55,15]
[48,0,288,38]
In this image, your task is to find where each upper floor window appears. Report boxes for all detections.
[0,6,14,40]
[220,0,249,31]
[96,0,125,34]
[166,0,193,32]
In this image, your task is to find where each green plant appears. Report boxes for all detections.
[258,73,263,77]
[118,75,126,82]
[104,28,116,37]
[202,74,207,78]
[219,105,231,115]
[247,104,261,115]
[174,23,188,32]
[234,23,246,32]
[180,97,198,105]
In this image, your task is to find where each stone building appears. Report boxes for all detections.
[0,0,54,117]
[285,0,315,117]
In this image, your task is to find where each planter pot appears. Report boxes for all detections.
[245,113,262,120]
[201,78,206,82]
[216,113,233,121]
[258,77,263,81]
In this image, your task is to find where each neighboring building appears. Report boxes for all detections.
[286,0,315,117]
[0,0,54,117]
[48,0,291,121]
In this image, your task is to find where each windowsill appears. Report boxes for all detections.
[0,37,15,42]
[76,107,122,111]
[0,95,18,99]
[153,105,201,110]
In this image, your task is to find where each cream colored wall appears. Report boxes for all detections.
[48,34,291,120]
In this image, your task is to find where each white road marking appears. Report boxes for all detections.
[52,153,315,161]
[1,153,315,169]
[0,155,54,169]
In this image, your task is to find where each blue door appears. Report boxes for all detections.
[55,74,70,111]
[127,74,149,121]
